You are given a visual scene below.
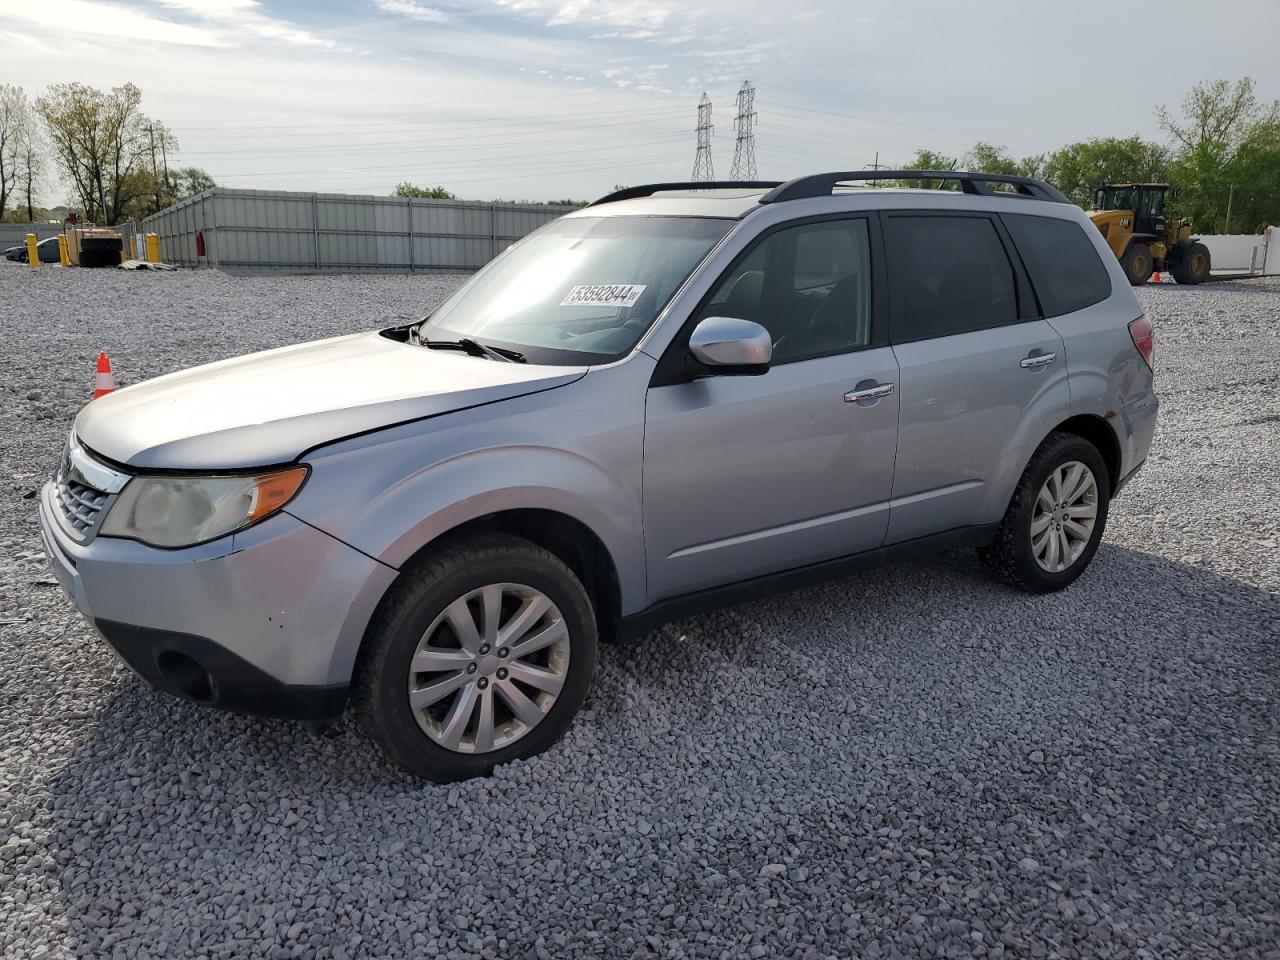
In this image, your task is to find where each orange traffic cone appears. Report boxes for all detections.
[1151,270,1162,284]
[94,352,117,399]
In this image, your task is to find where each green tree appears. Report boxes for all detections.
[892,145,1042,189]
[393,182,456,199]
[1042,136,1171,207]
[120,168,165,221]
[1158,78,1280,232]
[1217,126,1280,233]
[893,149,958,189]
[169,166,217,201]
[963,142,1044,178]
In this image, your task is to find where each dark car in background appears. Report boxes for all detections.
[4,237,62,263]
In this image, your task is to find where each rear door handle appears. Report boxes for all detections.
[844,381,895,403]
[1020,351,1057,369]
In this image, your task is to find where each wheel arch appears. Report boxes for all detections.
[361,507,625,659]
[1048,414,1121,494]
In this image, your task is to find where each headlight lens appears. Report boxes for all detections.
[99,466,308,548]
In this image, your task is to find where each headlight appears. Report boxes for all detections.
[99,466,309,548]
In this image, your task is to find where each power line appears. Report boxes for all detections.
[691,93,715,182]
[729,81,758,180]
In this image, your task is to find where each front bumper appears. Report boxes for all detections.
[38,481,397,721]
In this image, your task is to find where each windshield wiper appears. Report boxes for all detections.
[423,338,525,363]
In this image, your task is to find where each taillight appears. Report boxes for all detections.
[1128,314,1154,369]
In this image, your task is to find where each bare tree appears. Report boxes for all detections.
[16,123,45,221]
[0,84,31,220]
[36,82,168,225]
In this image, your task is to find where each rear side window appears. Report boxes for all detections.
[1004,214,1112,317]
[885,216,1018,342]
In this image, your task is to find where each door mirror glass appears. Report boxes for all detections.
[688,317,772,374]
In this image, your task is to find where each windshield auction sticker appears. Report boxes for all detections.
[560,284,647,308]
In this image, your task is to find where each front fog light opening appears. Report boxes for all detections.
[155,650,216,704]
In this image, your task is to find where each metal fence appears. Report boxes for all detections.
[0,223,62,247]
[138,188,575,274]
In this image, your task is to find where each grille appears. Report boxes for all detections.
[53,445,112,541]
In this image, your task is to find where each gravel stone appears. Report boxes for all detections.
[0,264,1278,958]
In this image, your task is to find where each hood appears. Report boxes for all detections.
[75,331,587,470]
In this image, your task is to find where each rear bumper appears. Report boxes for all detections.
[1114,457,1146,497]
[38,480,397,721]
[1119,390,1159,490]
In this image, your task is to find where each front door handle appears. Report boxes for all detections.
[1020,351,1057,369]
[844,381,895,404]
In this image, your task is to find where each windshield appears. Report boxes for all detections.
[420,215,734,364]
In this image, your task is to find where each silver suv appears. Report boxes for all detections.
[39,171,1158,781]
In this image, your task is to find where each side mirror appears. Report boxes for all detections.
[687,317,772,376]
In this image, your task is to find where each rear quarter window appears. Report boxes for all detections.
[1004,214,1112,317]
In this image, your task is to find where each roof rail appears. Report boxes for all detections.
[588,181,784,207]
[759,170,1071,205]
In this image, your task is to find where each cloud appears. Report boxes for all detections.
[493,0,673,32]
[374,0,450,23]
[3,0,222,47]
[588,30,661,40]
[156,0,334,47]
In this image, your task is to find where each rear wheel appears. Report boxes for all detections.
[980,432,1111,592]
[353,533,598,782]
[1120,242,1154,286]
[1170,241,1211,284]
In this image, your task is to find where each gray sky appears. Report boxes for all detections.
[2,0,1277,203]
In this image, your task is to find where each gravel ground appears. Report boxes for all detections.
[0,264,1277,959]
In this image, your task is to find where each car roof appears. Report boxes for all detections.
[564,185,1072,221]
[563,190,772,219]
[571,171,1072,220]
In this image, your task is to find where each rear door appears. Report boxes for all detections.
[883,211,1070,543]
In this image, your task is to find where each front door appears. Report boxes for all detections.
[643,216,899,602]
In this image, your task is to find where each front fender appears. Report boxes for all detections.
[354,445,642,597]
[284,365,649,615]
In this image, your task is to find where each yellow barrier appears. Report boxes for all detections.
[145,233,161,263]
[128,236,137,261]
[26,233,39,269]
[58,235,70,267]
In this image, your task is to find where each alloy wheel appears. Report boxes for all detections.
[407,583,570,754]
[1031,460,1099,573]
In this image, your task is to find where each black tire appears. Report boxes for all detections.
[979,432,1111,593]
[1170,241,1211,285]
[352,533,598,782]
[1120,242,1154,286]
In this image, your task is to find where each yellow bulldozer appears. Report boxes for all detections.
[1089,183,1211,285]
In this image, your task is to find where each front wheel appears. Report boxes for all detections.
[353,533,598,781]
[1120,242,1154,286]
[980,433,1111,592]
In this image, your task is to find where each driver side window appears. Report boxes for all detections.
[698,219,873,364]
